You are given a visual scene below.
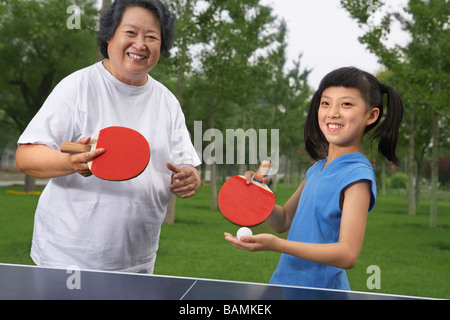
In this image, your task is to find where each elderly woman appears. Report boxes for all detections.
[16,0,201,273]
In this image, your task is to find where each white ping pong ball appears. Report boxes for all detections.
[237,227,253,240]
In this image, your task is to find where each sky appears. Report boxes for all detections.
[262,0,409,89]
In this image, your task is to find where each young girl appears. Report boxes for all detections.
[224,67,404,290]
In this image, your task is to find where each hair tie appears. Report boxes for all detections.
[380,83,388,94]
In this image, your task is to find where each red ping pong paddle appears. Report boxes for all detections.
[60,126,150,181]
[218,161,275,227]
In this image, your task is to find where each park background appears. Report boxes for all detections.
[0,0,449,299]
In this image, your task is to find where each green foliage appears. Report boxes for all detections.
[340,0,450,137]
[0,0,99,131]
[155,0,312,167]
[390,172,409,189]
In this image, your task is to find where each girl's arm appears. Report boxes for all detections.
[242,171,304,233]
[16,138,105,179]
[265,180,304,233]
[225,180,370,270]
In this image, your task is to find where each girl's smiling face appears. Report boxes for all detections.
[318,86,380,154]
[105,6,162,86]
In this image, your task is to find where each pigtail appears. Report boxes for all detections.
[372,84,404,166]
[304,91,328,161]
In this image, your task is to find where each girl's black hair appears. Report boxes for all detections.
[97,0,176,59]
[304,67,404,165]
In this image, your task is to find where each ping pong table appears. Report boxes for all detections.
[0,263,428,301]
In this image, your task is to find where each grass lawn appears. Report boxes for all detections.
[0,184,449,299]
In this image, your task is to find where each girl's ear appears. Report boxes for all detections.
[366,107,380,127]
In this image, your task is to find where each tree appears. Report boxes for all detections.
[0,109,20,170]
[262,21,312,188]
[0,0,99,191]
[147,1,312,219]
[191,0,282,209]
[341,0,450,227]
[162,0,201,224]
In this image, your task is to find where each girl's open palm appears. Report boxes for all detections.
[224,232,280,252]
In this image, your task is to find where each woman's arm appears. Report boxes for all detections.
[16,138,105,179]
[225,180,370,269]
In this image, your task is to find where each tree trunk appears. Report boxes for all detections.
[210,163,218,210]
[164,193,177,225]
[381,161,386,197]
[429,109,439,227]
[408,108,416,215]
[164,0,193,225]
[24,174,36,193]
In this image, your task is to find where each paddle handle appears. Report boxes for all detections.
[60,142,92,154]
[252,160,271,183]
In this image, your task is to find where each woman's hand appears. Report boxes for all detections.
[167,162,201,198]
[68,137,105,178]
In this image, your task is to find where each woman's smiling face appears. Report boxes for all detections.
[106,6,162,86]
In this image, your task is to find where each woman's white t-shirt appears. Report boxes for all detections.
[18,62,201,273]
